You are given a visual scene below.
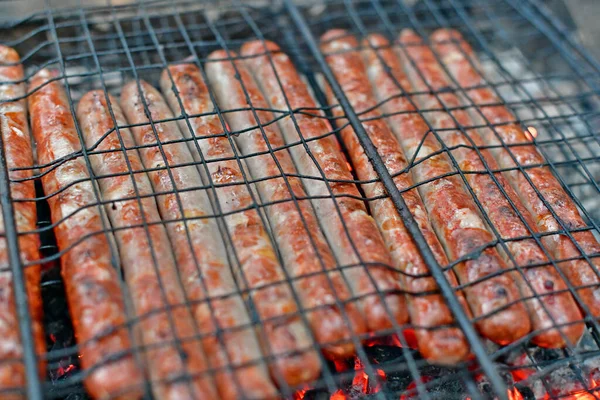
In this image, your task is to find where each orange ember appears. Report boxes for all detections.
[352,358,369,394]
[565,378,598,399]
[508,388,524,400]
[568,391,596,399]
[400,376,432,399]
[364,334,405,348]
[334,359,348,372]
[330,389,346,400]
[294,388,308,400]
[57,363,75,378]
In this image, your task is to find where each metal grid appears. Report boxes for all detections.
[0,0,599,399]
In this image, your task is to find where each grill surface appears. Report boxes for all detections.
[1,0,600,399]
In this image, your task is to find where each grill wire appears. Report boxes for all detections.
[1,0,600,398]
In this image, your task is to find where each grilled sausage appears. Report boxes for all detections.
[241,40,410,336]
[399,29,584,346]
[366,32,583,347]
[318,31,471,361]
[430,28,600,322]
[28,70,144,399]
[240,40,469,363]
[120,80,296,395]
[160,64,321,386]
[206,50,366,358]
[0,46,45,399]
[398,28,570,344]
[320,29,530,345]
[75,90,217,400]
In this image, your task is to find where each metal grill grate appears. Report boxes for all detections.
[1,0,600,399]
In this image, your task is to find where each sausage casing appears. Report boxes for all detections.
[241,40,409,335]
[121,80,290,397]
[431,28,600,323]
[365,33,582,348]
[28,70,144,399]
[398,29,579,345]
[76,90,217,400]
[160,64,321,387]
[0,45,45,399]
[206,50,366,358]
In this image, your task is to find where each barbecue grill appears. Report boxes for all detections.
[1,0,599,399]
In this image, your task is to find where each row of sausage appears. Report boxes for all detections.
[0,27,598,399]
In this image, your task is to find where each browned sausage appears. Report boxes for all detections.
[241,40,470,363]
[28,69,145,399]
[321,29,530,345]
[319,31,472,359]
[396,29,583,347]
[205,50,366,358]
[75,89,217,400]
[366,32,582,347]
[120,80,298,395]
[0,45,45,399]
[160,64,321,387]
[430,28,600,323]
[241,40,409,334]
[397,28,570,344]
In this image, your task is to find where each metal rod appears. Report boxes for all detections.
[0,133,42,400]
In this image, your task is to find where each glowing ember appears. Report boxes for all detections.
[330,389,346,400]
[352,358,369,394]
[568,391,597,399]
[508,388,524,400]
[564,378,598,399]
[56,363,75,378]
[364,334,405,348]
[294,388,308,400]
[400,376,432,399]
[334,359,348,372]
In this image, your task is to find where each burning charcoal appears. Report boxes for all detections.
[475,364,515,400]
[42,267,88,399]
[578,327,600,385]
[395,364,467,399]
[514,384,536,400]
[426,377,466,400]
[294,388,330,400]
[504,328,600,399]
[546,364,592,397]
[504,346,553,399]
[364,344,415,366]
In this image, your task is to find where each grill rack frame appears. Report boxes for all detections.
[0,0,600,399]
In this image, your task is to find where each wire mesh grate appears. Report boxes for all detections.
[0,0,599,399]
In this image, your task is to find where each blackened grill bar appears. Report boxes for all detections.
[0,0,599,399]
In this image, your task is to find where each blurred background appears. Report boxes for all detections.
[1,0,599,60]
